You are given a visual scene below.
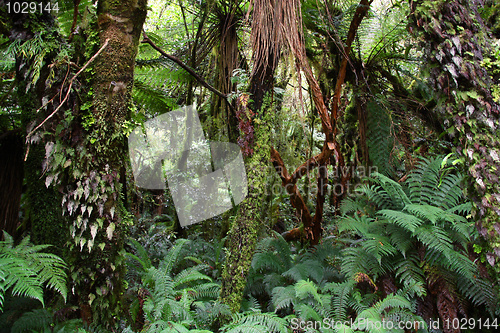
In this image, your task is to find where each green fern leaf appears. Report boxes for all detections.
[272,285,296,311]
[378,209,423,232]
[11,308,52,333]
[403,204,444,224]
[0,232,67,310]
[295,280,322,305]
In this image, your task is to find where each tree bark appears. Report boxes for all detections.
[410,0,500,266]
[219,102,271,313]
[271,0,372,244]
[65,0,148,324]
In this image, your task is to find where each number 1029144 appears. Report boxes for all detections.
[5,2,59,14]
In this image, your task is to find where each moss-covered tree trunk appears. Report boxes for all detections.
[219,104,271,313]
[410,0,500,267]
[218,0,282,311]
[64,0,148,324]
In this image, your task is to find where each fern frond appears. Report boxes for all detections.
[127,238,153,272]
[294,303,322,322]
[361,234,397,263]
[403,204,444,224]
[435,173,464,208]
[160,238,190,276]
[283,260,324,284]
[414,225,453,253]
[133,79,178,115]
[340,247,379,278]
[371,172,411,208]
[338,214,372,235]
[373,294,412,313]
[222,311,288,333]
[192,282,220,301]
[378,209,423,232]
[357,184,393,209]
[11,308,53,333]
[393,255,426,297]
[194,300,231,328]
[445,202,471,215]
[272,285,296,311]
[340,196,368,215]
[0,232,67,310]
[386,224,413,255]
[407,157,441,205]
[173,266,212,289]
[323,280,355,322]
[456,275,498,314]
[294,280,322,306]
[366,101,395,177]
[252,252,288,274]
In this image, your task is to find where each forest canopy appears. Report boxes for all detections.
[0,0,500,332]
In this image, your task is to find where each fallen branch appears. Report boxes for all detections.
[141,31,234,111]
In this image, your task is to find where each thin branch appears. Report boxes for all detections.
[331,0,372,123]
[141,31,234,111]
[68,0,81,42]
[26,38,110,140]
[178,0,190,41]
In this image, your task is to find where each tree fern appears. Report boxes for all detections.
[132,237,225,331]
[337,155,499,319]
[0,232,67,311]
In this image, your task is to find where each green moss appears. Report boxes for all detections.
[219,107,273,313]
[23,144,67,254]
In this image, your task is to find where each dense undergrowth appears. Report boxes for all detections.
[1,156,499,333]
